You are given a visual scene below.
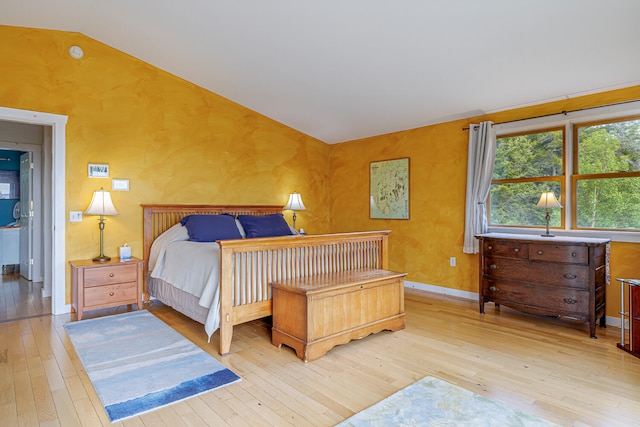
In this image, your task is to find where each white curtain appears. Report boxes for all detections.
[463,121,496,254]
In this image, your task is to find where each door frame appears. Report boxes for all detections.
[0,106,67,315]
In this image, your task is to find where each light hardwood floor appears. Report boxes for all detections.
[0,272,50,323]
[2,288,640,426]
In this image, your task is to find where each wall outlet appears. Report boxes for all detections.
[450,257,456,267]
[70,211,83,222]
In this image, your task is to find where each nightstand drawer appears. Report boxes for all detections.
[84,282,138,307]
[83,263,138,287]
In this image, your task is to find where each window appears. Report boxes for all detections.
[574,117,640,230]
[488,101,640,238]
[489,129,564,228]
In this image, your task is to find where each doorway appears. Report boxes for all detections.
[0,106,67,317]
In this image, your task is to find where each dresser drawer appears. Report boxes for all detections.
[84,282,138,307]
[83,263,138,287]
[483,240,528,259]
[483,279,589,314]
[484,257,589,289]
[529,244,588,264]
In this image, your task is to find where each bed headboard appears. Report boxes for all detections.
[141,204,283,267]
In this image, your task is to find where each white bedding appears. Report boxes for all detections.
[149,224,221,339]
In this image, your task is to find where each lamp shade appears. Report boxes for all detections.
[284,192,306,211]
[85,189,118,216]
[536,191,562,209]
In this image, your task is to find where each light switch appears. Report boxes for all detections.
[70,211,83,222]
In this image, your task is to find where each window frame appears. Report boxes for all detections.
[487,100,640,243]
[489,126,566,230]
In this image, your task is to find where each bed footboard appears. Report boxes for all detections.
[217,231,390,355]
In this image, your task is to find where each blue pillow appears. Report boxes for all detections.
[238,214,293,238]
[180,214,242,242]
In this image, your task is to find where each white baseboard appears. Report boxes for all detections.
[404,280,622,328]
[405,280,477,301]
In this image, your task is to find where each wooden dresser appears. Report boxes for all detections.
[70,257,144,320]
[476,233,609,338]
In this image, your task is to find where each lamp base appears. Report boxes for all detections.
[92,255,111,263]
[540,234,555,237]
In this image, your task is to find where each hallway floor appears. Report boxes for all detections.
[0,270,49,322]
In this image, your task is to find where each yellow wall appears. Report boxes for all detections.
[0,26,330,302]
[329,86,640,320]
[2,25,640,321]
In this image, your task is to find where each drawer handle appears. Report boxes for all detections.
[571,252,577,257]
[487,245,493,250]
[564,273,577,280]
[489,286,500,292]
[109,292,115,296]
[513,248,520,252]
[525,284,533,288]
[537,250,543,255]
[563,298,577,304]
[489,264,499,270]
[109,273,115,277]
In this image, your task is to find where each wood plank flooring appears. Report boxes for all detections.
[0,272,50,323]
[2,288,640,426]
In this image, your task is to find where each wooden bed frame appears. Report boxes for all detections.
[142,204,391,356]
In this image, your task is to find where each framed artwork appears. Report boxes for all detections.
[88,163,109,178]
[370,157,409,219]
[112,179,129,191]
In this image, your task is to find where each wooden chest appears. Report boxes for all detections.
[476,233,609,337]
[271,269,406,362]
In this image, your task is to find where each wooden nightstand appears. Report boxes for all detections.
[70,257,144,320]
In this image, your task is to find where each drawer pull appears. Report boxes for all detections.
[537,250,543,255]
[564,273,577,280]
[514,248,520,252]
[109,292,115,296]
[572,252,577,257]
[109,273,115,277]
[489,264,499,270]
[489,286,500,292]
[525,284,533,288]
[563,298,577,304]
[487,245,493,250]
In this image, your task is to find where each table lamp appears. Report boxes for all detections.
[85,188,118,262]
[284,192,306,230]
[536,191,562,237]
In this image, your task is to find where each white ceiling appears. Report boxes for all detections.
[3,0,640,144]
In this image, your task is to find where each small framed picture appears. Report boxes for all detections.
[88,163,109,178]
[112,179,129,191]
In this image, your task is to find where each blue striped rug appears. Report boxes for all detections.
[65,310,240,422]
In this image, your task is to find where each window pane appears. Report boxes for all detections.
[576,177,640,229]
[577,118,640,174]
[494,130,563,179]
[490,182,562,226]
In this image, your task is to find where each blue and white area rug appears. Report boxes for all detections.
[337,376,560,427]
[65,310,240,422]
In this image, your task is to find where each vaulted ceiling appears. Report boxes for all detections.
[3,0,640,143]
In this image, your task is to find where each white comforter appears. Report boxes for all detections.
[148,224,221,339]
